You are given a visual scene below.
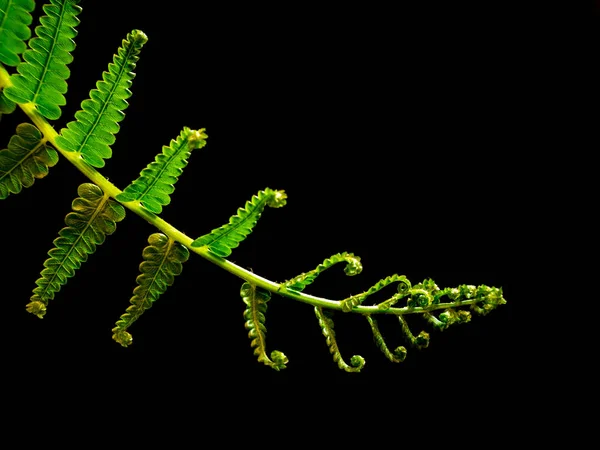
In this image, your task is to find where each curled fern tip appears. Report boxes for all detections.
[26,300,46,319]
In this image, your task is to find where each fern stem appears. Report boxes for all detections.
[0,64,500,318]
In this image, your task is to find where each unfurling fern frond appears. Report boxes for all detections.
[365,315,407,363]
[55,29,147,168]
[314,306,365,372]
[0,0,35,66]
[240,282,288,371]
[0,123,58,199]
[342,273,411,312]
[112,233,189,347]
[191,188,287,257]
[282,252,362,292]
[4,0,81,120]
[115,127,207,213]
[26,183,125,318]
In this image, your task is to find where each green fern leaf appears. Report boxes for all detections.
[4,0,81,119]
[26,183,126,318]
[0,0,35,66]
[240,282,288,371]
[191,188,287,257]
[0,87,17,116]
[314,307,364,372]
[115,127,206,213]
[342,274,411,312]
[282,252,362,292]
[112,233,189,347]
[0,122,58,199]
[54,29,147,168]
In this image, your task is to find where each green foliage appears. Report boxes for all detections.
[4,0,81,119]
[0,122,58,199]
[240,282,288,371]
[0,0,507,372]
[116,127,206,213]
[112,233,189,347]
[0,0,35,66]
[314,307,365,373]
[191,188,287,257]
[26,182,125,318]
[55,29,147,168]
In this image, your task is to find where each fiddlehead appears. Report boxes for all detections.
[0,122,58,199]
[116,127,206,213]
[191,188,287,257]
[55,29,147,168]
[26,183,125,318]
[240,282,288,371]
[342,274,411,312]
[0,0,36,67]
[282,252,362,292]
[112,233,189,347]
[4,0,81,119]
[365,315,407,363]
[314,307,365,373]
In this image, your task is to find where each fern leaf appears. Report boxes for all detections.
[0,0,35,66]
[341,274,411,312]
[54,29,147,168]
[282,252,362,292]
[0,86,17,116]
[314,307,365,373]
[0,122,58,199]
[4,0,81,119]
[25,183,125,318]
[365,315,407,363]
[112,233,189,347]
[191,188,287,257]
[115,127,207,213]
[398,315,430,349]
[240,282,288,370]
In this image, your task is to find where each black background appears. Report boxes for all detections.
[0,1,539,418]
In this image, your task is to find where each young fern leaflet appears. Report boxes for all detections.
[0,122,57,199]
[4,0,81,120]
[112,233,189,347]
[0,0,507,373]
[55,29,147,168]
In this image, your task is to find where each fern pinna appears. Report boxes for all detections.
[0,0,506,372]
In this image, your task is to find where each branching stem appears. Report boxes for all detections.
[0,64,488,317]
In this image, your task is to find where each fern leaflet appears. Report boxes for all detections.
[4,0,81,119]
[0,0,35,66]
[314,307,365,373]
[282,252,362,292]
[0,122,58,199]
[191,188,287,257]
[26,182,126,318]
[240,282,288,371]
[115,127,206,213]
[0,87,16,117]
[55,29,147,168]
[112,233,189,347]
[365,315,407,363]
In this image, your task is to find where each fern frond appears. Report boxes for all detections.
[54,29,147,168]
[115,127,206,213]
[191,188,287,257]
[240,282,288,370]
[282,252,362,292]
[314,307,365,372]
[365,315,407,363]
[4,0,81,119]
[341,274,411,312]
[0,122,58,199]
[112,233,189,347]
[0,0,35,66]
[25,183,125,318]
[398,315,430,349]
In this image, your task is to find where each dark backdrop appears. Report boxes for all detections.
[1,1,529,415]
